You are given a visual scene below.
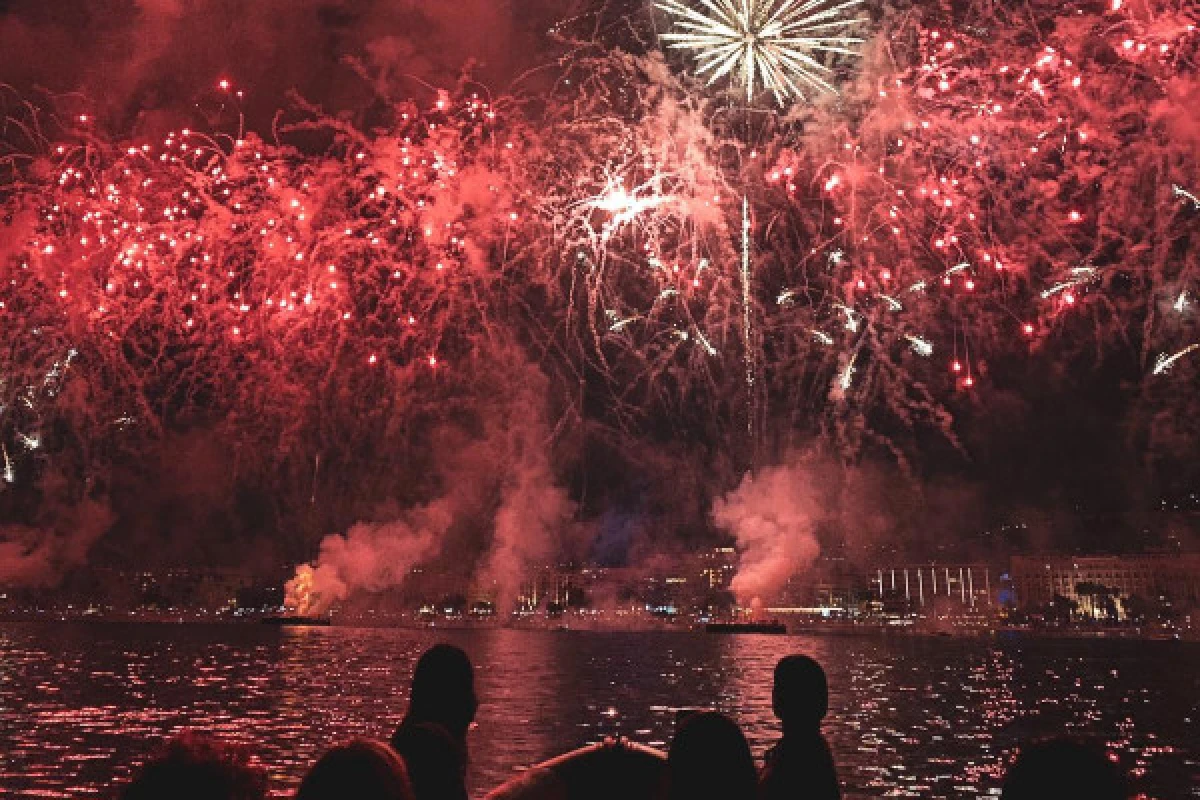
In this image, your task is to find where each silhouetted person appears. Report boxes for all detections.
[668,711,758,800]
[391,720,468,800]
[758,655,840,800]
[296,739,415,800]
[1001,738,1128,800]
[391,644,477,800]
[119,732,268,800]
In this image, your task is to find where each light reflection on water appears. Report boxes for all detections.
[1,622,1197,798]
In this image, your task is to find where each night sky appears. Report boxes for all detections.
[1,0,1197,592]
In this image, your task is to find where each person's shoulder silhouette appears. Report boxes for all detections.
[1001,738,1127,800]
[759,655,840,800]
[296,739,414,800]
[391,720,467,800]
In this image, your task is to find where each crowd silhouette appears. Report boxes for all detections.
[115,644,1130,800]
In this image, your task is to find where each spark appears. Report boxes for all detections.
[811,329,834,345]
[777,289,796,305]
[589,175,673,232]
[17,432,40,451]
[1174,291,1190,314]
[834,350,857,395]
[1153,344,1199,375]
[741,195,755,439]
[879,294,903,312]
[657,0,865,104]
[1173,184,1199,209]
[834,303,860,332]
[905,334,934,357]
[608,314,640,332]
[694,329,719,356]
[1041,266,1098,299]
[2,445,13,484]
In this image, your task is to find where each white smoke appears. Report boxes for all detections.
[712,454,823,604]
[475,363,575,609]
[286,351,573,616]
[285,499,451,615]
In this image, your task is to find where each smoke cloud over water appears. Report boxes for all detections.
[286,355,574,616]
[712,455,823,604]
[285,501,449,616]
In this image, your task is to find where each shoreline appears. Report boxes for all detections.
[2,612,1195,643]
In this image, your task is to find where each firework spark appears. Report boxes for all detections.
[657,0,865,103]
[1153,344,1199,375]
[905,334,934,357]
[1173,184,1199,209]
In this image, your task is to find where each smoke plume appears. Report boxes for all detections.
[285,500,450,615]
[712,454,823,604]
[0,498,114,588]
[286,351,574,615]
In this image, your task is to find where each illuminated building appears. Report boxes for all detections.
[1010,554,1200,615]
[870,564,994,609]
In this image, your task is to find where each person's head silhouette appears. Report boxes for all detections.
[406,644,478,743]
[1001,738,1127,800]
[296,739,413,800]
[667,711,757,800]
[119,732,267,800]
[772,655,828,733]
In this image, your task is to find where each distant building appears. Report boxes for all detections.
[869,564,994,609]
[697,547,737,590]
[1010,553,1200,613]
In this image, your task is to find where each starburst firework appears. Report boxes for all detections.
[657,0,865,103]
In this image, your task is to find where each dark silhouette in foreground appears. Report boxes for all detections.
[1001,738,1128,800]
[119,732,268,800]
[667,711,758,800]
[484,738,667,800]
[392,720,468,800]
[391,644,477,800]
[296,738,414,800]
[759,655,840,800]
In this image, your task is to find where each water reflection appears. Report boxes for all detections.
[0,623,1196,798]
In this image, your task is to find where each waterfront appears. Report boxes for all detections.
[1,622,1197,798]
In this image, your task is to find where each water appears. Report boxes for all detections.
[1,622,1197,799]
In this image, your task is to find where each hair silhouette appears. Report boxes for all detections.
[119,732,267,800]
[1001,738,1127,800]
[772,654,828,731]
[407,644,478,742]
[296,739,413,800]
[667,711,757,800]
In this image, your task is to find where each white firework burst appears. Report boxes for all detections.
[657,0,865,104]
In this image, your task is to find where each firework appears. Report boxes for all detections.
[657,0,866,103]
[1174,184,1199,209]
[1153,344,1199,376]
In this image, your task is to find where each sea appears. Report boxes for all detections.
[1,622,1197,798]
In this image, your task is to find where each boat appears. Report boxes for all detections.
[261,615,331,627]
[486,738,666,800]
[705,621,788,634]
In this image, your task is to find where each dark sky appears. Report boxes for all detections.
[0,0,574,130]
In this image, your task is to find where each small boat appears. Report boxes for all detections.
[705,621,788,634]
[261,615,331,627]
[486,739,666,800]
